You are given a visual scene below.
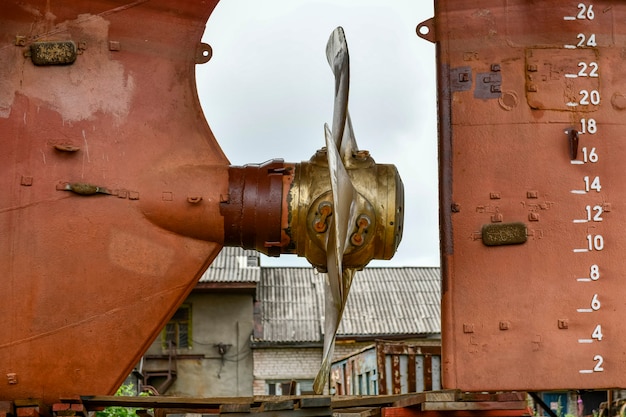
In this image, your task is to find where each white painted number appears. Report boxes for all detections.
[580,118,597,134]
[580,89,601,105]
[577,33,597,47]
[578,62,599,77]
[591,293,601,310]
[587,235,604,251]
[585,205,603,221]
[577,3,595,20]
[582,147,598,163]
[593,355,604,372]
[584,176,601,192]
[592,324,603,341]
[590,264,600,281]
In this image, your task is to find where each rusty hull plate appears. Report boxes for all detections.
[435,0,626,391]
[0,0,228,403]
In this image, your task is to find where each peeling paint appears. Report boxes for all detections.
[0,14,134,123]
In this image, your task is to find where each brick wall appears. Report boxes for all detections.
[252,347,321,395]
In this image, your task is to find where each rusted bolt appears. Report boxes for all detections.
[350,215,371,246]
[451,202,461,213]
[463,323,474,333]
[15,36,26,47]
[491,63,501,72]
[187,196,202,204]
[558,319,569,329]
[313,202,332,233]
[355,150,370,161]
[499,321,510,330]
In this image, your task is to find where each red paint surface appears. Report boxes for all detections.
[434,0,626,391]
[0,0,226,402]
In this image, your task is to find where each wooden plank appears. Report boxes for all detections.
[220,404,252,414]
[299,398,332,409]
[391,393,426,409]
[332,395,413,409]
[156,408,220,417]
[424,391,461,402]
[332,407,381,417]
[422,401,527,411]
[459,393,525,403]
[382,408,527,417]
[259,400,295,412]
[80,396,254,410]
[223,408,331,417]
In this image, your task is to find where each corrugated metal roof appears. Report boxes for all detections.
[256,268,323,343]
[199,247,261,283]
[338,267,441,337]
[254,266,441,343]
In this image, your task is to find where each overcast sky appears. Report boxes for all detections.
[196,1,439,268]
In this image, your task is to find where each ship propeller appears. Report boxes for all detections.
[313,26,363,394]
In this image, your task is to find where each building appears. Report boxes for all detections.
[140,247,441,397]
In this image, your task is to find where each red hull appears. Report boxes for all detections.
[0,0,227,402]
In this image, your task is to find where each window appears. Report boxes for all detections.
[237,255,259,269]
[162,304,191,349]
[266,380,314,395]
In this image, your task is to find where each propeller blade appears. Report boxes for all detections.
[313,124,359,394]
[326,27,350,151]
[341,111,358,164]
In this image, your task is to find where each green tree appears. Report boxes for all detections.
[95,384,150,417]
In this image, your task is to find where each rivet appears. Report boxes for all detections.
[463,323,474,333]
[187,196,202,204]
[451,203,461,213]
[529,212,540,222]
[499,321,510,330]
[527,190,538,199]
[558,319,569,329]
[162,192,173,201]
[20,176,33,186]
[109,41,121,51]
[490,192,501,200]
[491,213,503,223]
[15,36,26,47]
